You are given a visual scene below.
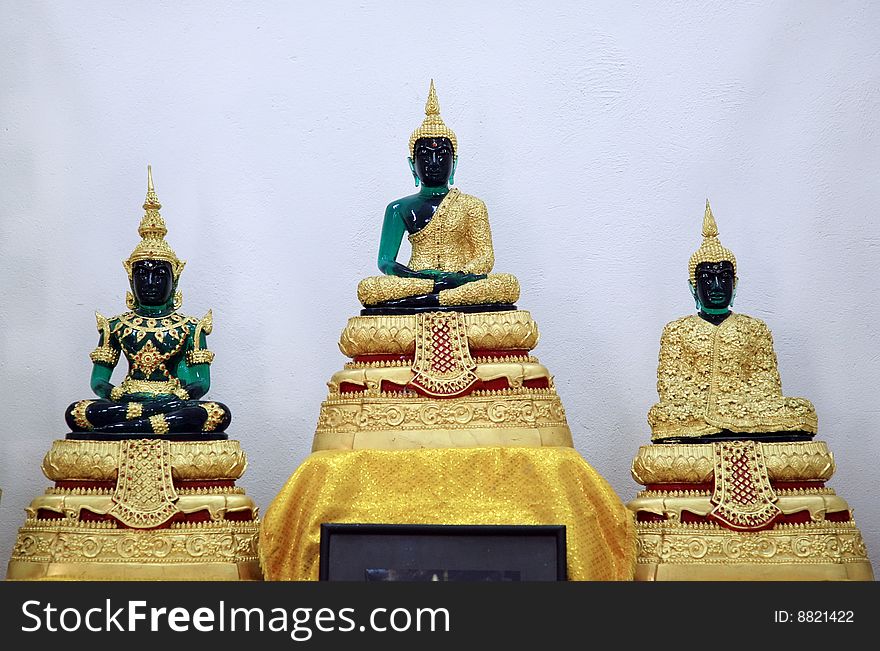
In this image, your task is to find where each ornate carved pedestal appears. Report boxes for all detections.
[261,310,636,580]
[7,438,261,580]
[628,440,873,580]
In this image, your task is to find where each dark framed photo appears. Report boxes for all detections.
[318,523,567,581]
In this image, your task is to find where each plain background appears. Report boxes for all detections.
[1,1,878,577]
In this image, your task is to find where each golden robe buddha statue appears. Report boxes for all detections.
[647,203,818,441]
[627,202,873,581]
[260,82,635,582]
[356,81,519,310]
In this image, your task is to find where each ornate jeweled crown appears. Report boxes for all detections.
[408,79,458,157]
[123,166,186,281]
[688,200,737,284]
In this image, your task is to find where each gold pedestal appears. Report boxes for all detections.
[7,438,262,581]
[628,440,874,581]
[261,310,635,580]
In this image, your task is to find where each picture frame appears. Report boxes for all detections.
[318,523,567,581]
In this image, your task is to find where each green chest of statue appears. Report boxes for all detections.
[112,311,195,381]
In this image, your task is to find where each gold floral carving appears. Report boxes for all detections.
[635,521,871,566]
[338,310,540,358]
[317,389,566,434]
[9,520,259,565]
[630,441,835,485]
[42,439,248,482]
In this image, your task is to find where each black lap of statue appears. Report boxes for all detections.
[64,169,231,440]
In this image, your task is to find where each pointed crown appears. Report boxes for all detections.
[408,80,458,157]
[123,166,186,280]
[688,200,736,284]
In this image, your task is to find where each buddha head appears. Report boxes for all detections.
[408,80,458,187]
[694,260,735,311]
[688,201,737,315]
[131,259,174,306]
[412,136,455,187]
[122,166,186,311]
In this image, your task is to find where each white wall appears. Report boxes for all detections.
[1,1,878,576]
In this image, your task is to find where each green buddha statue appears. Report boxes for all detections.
[357,80,520,312]
[647,201,818,442]
[65,167,230,437]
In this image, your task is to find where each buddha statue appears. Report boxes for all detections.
[627,201,872,581]
[64,166,231,437]
[7,166,260,581]
[357,80,520,313]
[260,82,636,582]
[646,201,818,443]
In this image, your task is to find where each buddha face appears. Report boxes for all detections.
[695,261,735,311]
[412,137,455,187]
[132,259,174,306]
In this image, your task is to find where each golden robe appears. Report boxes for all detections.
[647,313,818,440]
[357,188,520,306]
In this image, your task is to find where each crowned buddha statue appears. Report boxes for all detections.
[6,167,260,581]
[64,167,230,437]
[260,82,635,582]
[627,201,873,580]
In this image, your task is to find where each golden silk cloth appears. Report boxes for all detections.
[259,446,636,581]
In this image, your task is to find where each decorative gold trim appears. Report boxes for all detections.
[313,389,571,451]
[125,402,143,419]
[628,492,851,523]
[42,439,249,482]
[149,414,170,435]
[633,520,874,581]
[200,402,226,432]
[631,441,835,485]
[28,492,256,523]
[709,440,781,530]
[329,360,552,397]
[409,311,478,397]
[107,439,178,527]
[110,377,190,401]
[122,166,186,281]
[688,200,737,284]
[186,349,215,365]
[8,520,261,580]
[338,310,540,358]
[69,401,94,430]
[408,79,458,156]
[90,312,119,366]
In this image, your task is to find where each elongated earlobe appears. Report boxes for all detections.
[408,157,419,187]
[449,157,458,185]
